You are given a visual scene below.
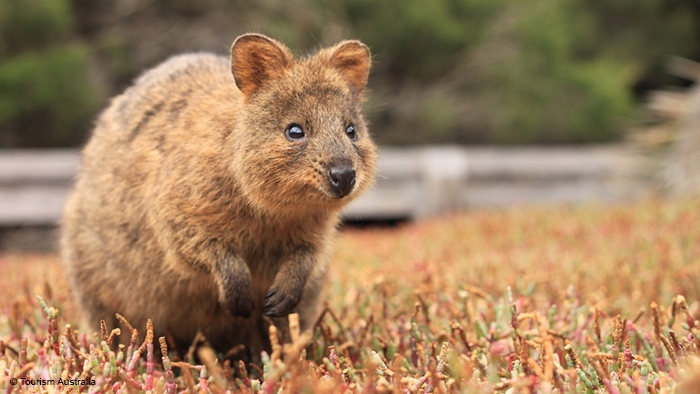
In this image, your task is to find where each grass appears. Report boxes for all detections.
[1,198,700,393]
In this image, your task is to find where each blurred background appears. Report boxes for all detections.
[1,0,700,249]
[2,0,700,147]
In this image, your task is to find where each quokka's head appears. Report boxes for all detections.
[229,33,377,215]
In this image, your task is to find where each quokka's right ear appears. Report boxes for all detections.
[231,34,293,96]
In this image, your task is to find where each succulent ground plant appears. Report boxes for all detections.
[1,198,699,393]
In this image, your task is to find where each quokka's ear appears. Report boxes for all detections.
[327,40,371,93]
[231,34,293,96]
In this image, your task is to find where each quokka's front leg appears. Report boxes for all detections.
[214,252,257,318]
[263,247,316,317]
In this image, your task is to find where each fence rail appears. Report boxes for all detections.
[0,145,652,228]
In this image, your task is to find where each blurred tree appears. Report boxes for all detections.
[479,0,638,143]
[339,0,503,82]
[337,0,699,145]
[584,0,698,93]
[0,0,101,148]
[1,0,699,147]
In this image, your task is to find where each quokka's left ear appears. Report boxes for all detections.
[326,40,371,93]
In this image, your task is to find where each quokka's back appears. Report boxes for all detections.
[61,33,377,359]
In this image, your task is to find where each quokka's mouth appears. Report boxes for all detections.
[314,183,355,202]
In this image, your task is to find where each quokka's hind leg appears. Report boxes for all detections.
[294,265,328,332]
[72,292,120,341]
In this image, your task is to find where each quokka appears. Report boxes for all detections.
[61,33,377,359]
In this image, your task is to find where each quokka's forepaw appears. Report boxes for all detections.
[226,292,256,318]
[263,286,300,317]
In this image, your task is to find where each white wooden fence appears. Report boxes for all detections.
[0,146,652,249]
[344,145,651,219]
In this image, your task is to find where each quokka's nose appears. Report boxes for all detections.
[328,166,356,198]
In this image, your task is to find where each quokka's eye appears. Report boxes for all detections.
[346,124,357,141]
[285,124,305,141]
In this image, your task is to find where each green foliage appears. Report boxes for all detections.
[326,0,697,144]
[1,0,699,147]
[421,96,457,139]
[0,0,100,147]
[341,0,503,81]
[0,45,99,147]
[0,0,73,52]
[585,0,697,67]
[483,0,638,144]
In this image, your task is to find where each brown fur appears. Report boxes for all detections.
[60,34,377,359]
